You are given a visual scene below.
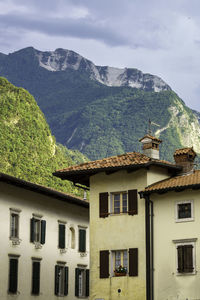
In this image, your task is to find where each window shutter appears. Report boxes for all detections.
[86,269,89,297]
[55,265,59,295]
[30,218,35,242]
[75,268,81,296]
[32,261,40,295]
[129,248,138,276]
[184,245,193,273]
[100,250,109,278]
[64,266,68,296]
[9,258,18,293]
[40,220,46,244]
[59,224,66,249]
[177,246,184,272]
[99,192,109,218]
[79,229,86,252]
[128,190,138,215]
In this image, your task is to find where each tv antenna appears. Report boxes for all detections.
[148,119,160,135]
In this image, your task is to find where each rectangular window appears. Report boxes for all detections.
[113,192,127,214]
[32,260,41,295]
[176,201,193,222]
[55,265,68,296]
[8,256,19,294]
[79,229,86,253]
[113,250,128,276]
[109,190,137,216]
[58,223,66,249]
[30,217,46,245]
[75,268,89,297]
[9,208,21,241]
[177,243,195,274]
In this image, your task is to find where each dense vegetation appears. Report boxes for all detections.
[0,77,87,196]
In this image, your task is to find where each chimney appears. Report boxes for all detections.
[174,147,196,174]
[139,134,162,159]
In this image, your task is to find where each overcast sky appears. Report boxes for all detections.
[0,0,200,110]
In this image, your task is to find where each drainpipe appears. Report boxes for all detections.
[150,199,154,300]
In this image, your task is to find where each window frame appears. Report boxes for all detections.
[111,249,128,277]
[110,191,128,215]
[31,214,46,247]
[58,220,67,252]
[75,266,89,298]
[31,258,41,295]
[8,254,20,294]
[175,200,194,223]
[55,262,68,297]
[9,208,21,243]
[78,226,87,254]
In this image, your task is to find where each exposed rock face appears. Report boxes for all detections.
[35,48,171,92]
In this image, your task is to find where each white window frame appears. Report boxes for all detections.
[110,191,128,215]
[56,262,66,297]
[58,220,67,253]
[173,238,197,275]
[110,249,128,277]
[77,265,87,298]
[9,208,21,245]
[175,200,194,223]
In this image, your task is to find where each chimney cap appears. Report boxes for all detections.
[174,147,196,158]
[139,134,162,143]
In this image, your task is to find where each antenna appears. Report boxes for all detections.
[148,119,160,135]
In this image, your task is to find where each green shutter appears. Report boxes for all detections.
[9,258,18,293]
[30,218,35,242]
[32,261,40,295]
[55,265,59,295]
[40,220,46,244]
[86,269,89,297]
[79,229,86,252]
[64,266,68,295]
[75,268,81,297]
[59,224,65,249]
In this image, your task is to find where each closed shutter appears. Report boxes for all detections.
[128,190,138,215]
[177,246,184,272]
[79,229,86,252]
[59,224,66,249]
[40,220,46,244]
[184,245,193,273]
[64,266,68,296]
[100,250,109,278]
[30,218,35,242]
[86,269,89,297]
[9,258,18,293]
[129,248,138,276]
[32,261,40,295]
[55,265,59,295]
[99,192,109,218]
[75,268,81,297]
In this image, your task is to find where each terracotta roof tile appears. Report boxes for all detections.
[144,170,200,193]
[139,135,162,143]
[174,147,196,156]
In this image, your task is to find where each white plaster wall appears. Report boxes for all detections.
[0,182,89,300]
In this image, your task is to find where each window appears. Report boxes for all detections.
[55,264,68,296]
[175,241,196,274]
[99,190,138,218]
[79,228,86,253]
[8,255,20,294]
[99,248,138,278]
[75,268,89,298]
[30,216,46,245]
[9,208,21,243]
[176,200,193,222]
[32,259,41,295]
[58,222,66,250]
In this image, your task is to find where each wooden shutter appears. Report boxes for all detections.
[9,258,18,293]
[40,220,46,244]
[75,268,81,296]
[184,245,193,273]
[64,266,68,295]
[129,248,138,276]
[100,250,109,278]
[177,246,184,273]
[32,261,40,295]
[128,190,138,215]
[59,224,66,249]
[86,269,89,297]
[30,218,35,242]
[99,192,109,218]
[79,229,86,252]
[55,265,59,295]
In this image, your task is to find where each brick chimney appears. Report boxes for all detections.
[174,147,196,174]
[139,135,162,159]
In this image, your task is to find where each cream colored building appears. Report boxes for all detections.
[0,172,89,300]
[54,135,181,300]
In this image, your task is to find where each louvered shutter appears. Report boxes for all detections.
[40,220,46,244]
[9,258,18,293]
[86,269,89,296]
[79,229,86,252]
[129,248,138,276]
[55,265,59,295]
[177,246,184,273]
[100,250,109,278]
[32,261,40,295]
[99,192,109,218]
[75,268,81,296]
[30,218,35,242]
[64,266,68,295]
[128,190,138,215]
[59,224,65,249]
[184,245,193,273]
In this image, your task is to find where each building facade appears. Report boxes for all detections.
[0,173,89,300]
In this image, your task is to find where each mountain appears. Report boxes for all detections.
[0,77,87,195]
[1,47,200,162]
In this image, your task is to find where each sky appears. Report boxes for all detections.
[0,0,200,110]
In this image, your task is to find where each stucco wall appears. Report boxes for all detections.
[152,189,200,300]
[0,182,89,300]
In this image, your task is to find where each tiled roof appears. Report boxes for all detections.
[174,147,196,156]
[139,135,162,143]
[143,170,200,194]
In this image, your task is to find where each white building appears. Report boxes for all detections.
[0,172,89,300]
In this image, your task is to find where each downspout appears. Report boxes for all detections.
[150,199,154,300]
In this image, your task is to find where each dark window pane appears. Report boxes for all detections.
[178,203,191,219]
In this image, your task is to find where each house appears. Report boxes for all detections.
[140,147,200,300]
[54,134,182,300]
[0,172,89,300]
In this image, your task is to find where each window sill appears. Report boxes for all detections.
[176,271,196,276]
[114,272,127,277]
[34,242,42,249]
[80,252,87,257]
[10,238,22,245]
[59,248,67,254]
[175,218,194,223]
